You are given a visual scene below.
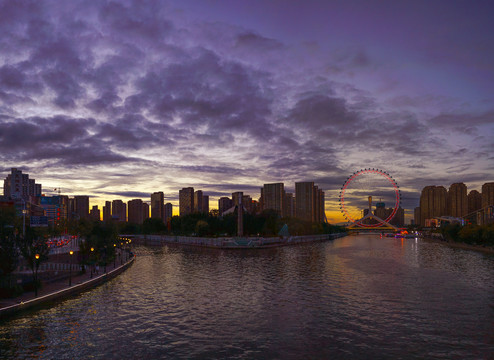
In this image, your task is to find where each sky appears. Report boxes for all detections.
[0,0,493,223]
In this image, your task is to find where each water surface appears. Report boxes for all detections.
[1,235,493,359]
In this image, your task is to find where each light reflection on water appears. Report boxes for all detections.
[1,234,493,359]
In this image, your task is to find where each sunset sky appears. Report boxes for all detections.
[0,0,493,223]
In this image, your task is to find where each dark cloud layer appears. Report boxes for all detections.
[0,0,492,221]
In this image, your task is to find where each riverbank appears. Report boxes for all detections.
[132,233,347,248]
[0,255,135,321]
[422,236,494,255]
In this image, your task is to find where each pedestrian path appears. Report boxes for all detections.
[0,255,134,317]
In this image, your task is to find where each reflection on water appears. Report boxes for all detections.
[1,235,493,359]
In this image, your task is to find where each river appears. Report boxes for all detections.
[1,234,493,359]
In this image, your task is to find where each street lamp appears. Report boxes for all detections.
[90,247,94,278]
[113,244,116,268]
[69,250,74,286]
[34,254,40,297]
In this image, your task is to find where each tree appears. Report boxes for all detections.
[459,224,482,244]
[83,221,118,271]
[19,228,50,297]
[481,224,494,246]
[195,220,209,237]
[0,207,19,293]
[0,233,20,294]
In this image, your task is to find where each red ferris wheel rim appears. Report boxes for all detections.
[339,168,401,227]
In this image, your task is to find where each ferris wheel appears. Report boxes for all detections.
[339,168,401,228]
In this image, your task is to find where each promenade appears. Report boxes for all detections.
[0,252,135,320]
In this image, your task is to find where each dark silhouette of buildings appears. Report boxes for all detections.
[447,183,468,217]
[151,192,164,220]
[112,200,126,222]
[179,187,194,216]
[295,182,325,223]
[482,182,494,208]
[418,186,447,227]
[468,190,482,214]
[260,183,285,217]
[74,195,90,220]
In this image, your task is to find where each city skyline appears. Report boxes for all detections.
[0,1,493,223]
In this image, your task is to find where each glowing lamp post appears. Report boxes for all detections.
[90,247,94,278]
[69,250,74,286]
[34,254,40,297]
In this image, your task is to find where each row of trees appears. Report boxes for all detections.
[440,223,494,246]
[0,208,120,298]
[119,209,346,237]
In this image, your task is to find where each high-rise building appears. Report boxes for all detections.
[467,190,482,214]
[414,207,421,226]
[482,182,494,208]
[74,195,89,220]
[202,195,209,214]
[218,197,233,215]
[112,200,126,222]
[103,201,111,221]
[261,183,285,217]
[179,187,194,216]
[90,205,100,221]
[40,196,61,225]
[143,202,150,221]
[316,187,325,223]
[194,190,203,213]
[128,199,144,224]
[242,195,254,214]
[232,192,243,206]
[164,203,173,223]
[285,193,295,218]
[68,198,76,220]
[295,182,313,221]
[419,186,447,227]
[295,182,326,222]
[3,168,42,200]
[448,183,468,217]
[151,192,164,220]
[390,207,405,227]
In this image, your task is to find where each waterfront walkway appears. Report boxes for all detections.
[0,254,135,319]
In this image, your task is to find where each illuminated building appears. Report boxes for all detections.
[448,183,468,217]
[179,187,194,216]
